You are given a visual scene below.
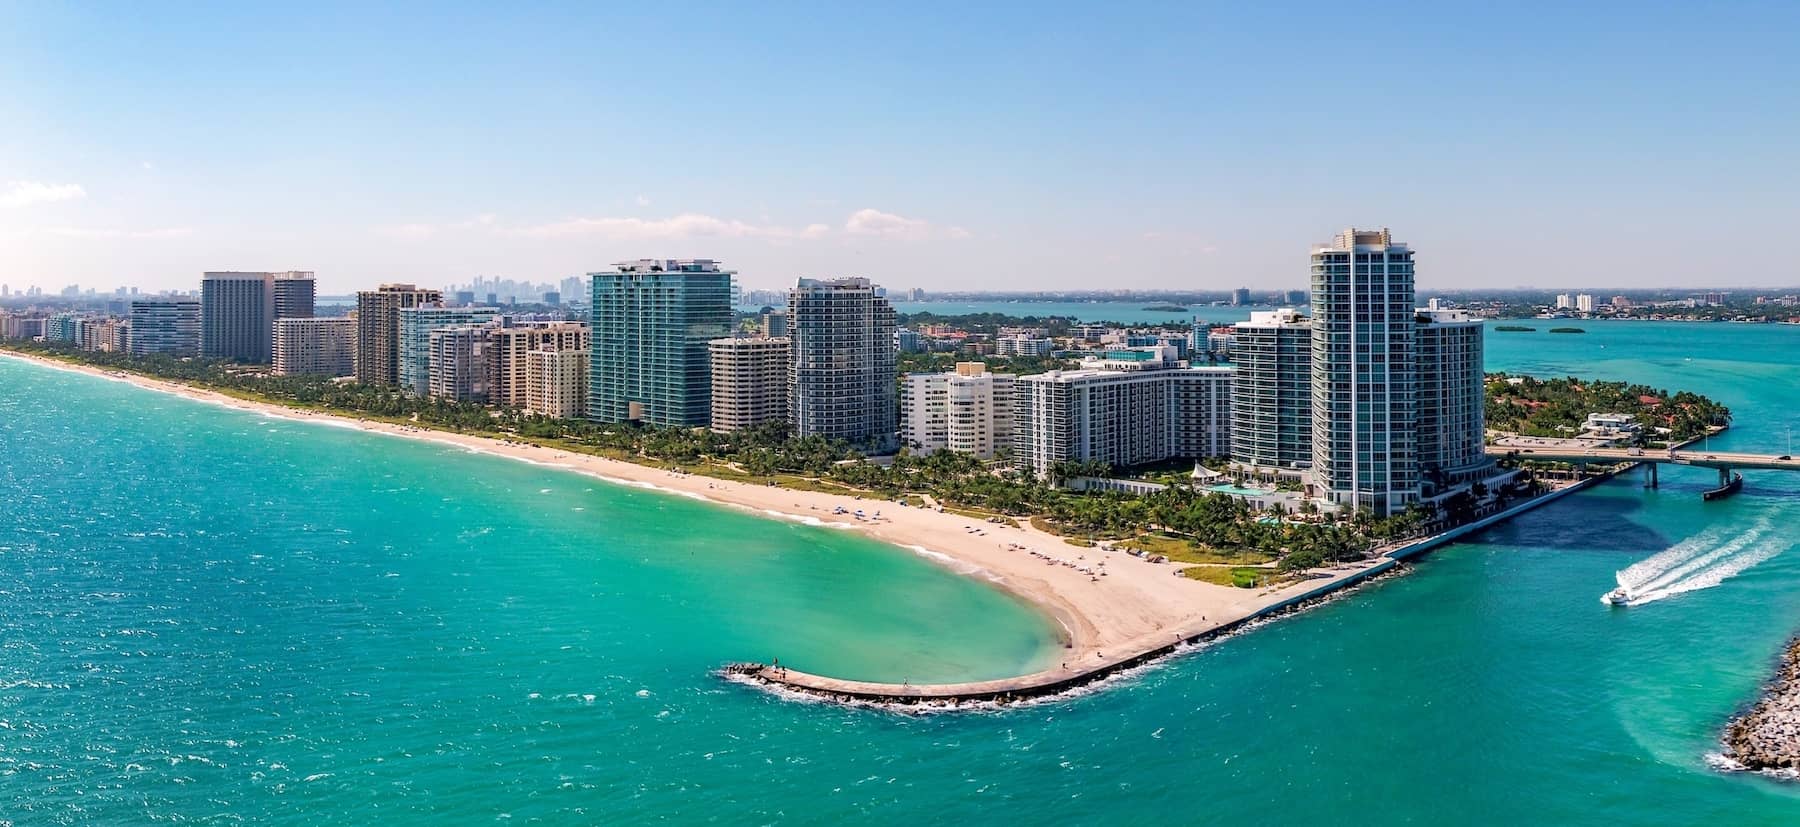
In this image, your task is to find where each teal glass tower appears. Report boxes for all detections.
[587,259,735,426]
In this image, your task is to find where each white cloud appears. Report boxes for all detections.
[843,208,968,241]
[373,209,933,246]
[40,226,191,239]
[374,222,440,240]
[507,212,829,241]
[0,181,87,209]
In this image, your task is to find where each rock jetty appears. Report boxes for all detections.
[1724,637,1800,771]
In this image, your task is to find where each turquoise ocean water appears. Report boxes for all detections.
[4,319,1800,824]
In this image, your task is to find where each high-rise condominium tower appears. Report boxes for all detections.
[398,305,499,395]
[525,349,589,419]
[272,272,316,324]
[788,277,898,452]
[487,323,590,410]
[1310,227,1418,516]
[273,317,355,377]
[901,362,1016,459]
[128,299,200,357]
[1011,347,1232,478]
[355,284,442,385]
[587,259,734,426]
[1414,309,1488,494]
[200,271,314,363]
[1230,308,1314,478]
[707,336,791,433]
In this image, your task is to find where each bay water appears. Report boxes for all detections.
[3,319,1799,824]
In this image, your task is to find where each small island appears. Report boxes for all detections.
[1494,325,1537,332]
[1485,373,1730,442]
[1142,304,1189,312]
[1548,327,1586,334]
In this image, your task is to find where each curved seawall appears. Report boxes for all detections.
[729,477,1604,707]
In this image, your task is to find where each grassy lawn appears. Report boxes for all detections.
[1182,565,1284,588]
[1121,532,1278,566]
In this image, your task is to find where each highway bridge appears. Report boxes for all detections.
[1497,444,1798,494]
[1502,446,1798,472]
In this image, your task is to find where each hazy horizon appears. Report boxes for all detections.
[3,3,1796,295]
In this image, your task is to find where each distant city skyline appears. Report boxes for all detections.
[3,3,1798,293]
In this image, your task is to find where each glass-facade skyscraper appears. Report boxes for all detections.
[398,305,499,396]
[1230,308,1313,478]
[587,259,734,426]
[1310,227,1418,516]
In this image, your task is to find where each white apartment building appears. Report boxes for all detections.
[273,317,355,377]
[1230,308,1313,477]
[901,362,1015,458]
[1414,309,1491,493]
[1012,346,1231,479]
[1310,227,1418,515]
[994,335,1054,357]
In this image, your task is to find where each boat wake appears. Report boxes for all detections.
[1606,514,1786,606]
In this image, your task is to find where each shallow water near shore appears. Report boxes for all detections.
[5,319,1800,824]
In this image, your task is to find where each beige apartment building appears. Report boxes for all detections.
[355,284,441,385]
[525,348,588,419]
[707,336,790,432]
[488,323,590,409]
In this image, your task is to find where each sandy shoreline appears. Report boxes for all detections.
[1,349,1388,682]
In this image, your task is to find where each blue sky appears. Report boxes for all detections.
[2,1,1796,293]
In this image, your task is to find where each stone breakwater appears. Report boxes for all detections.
[1724,637,1800,772]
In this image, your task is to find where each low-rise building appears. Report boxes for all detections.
[995,335,1053,357]
[1583,412,1640,433]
